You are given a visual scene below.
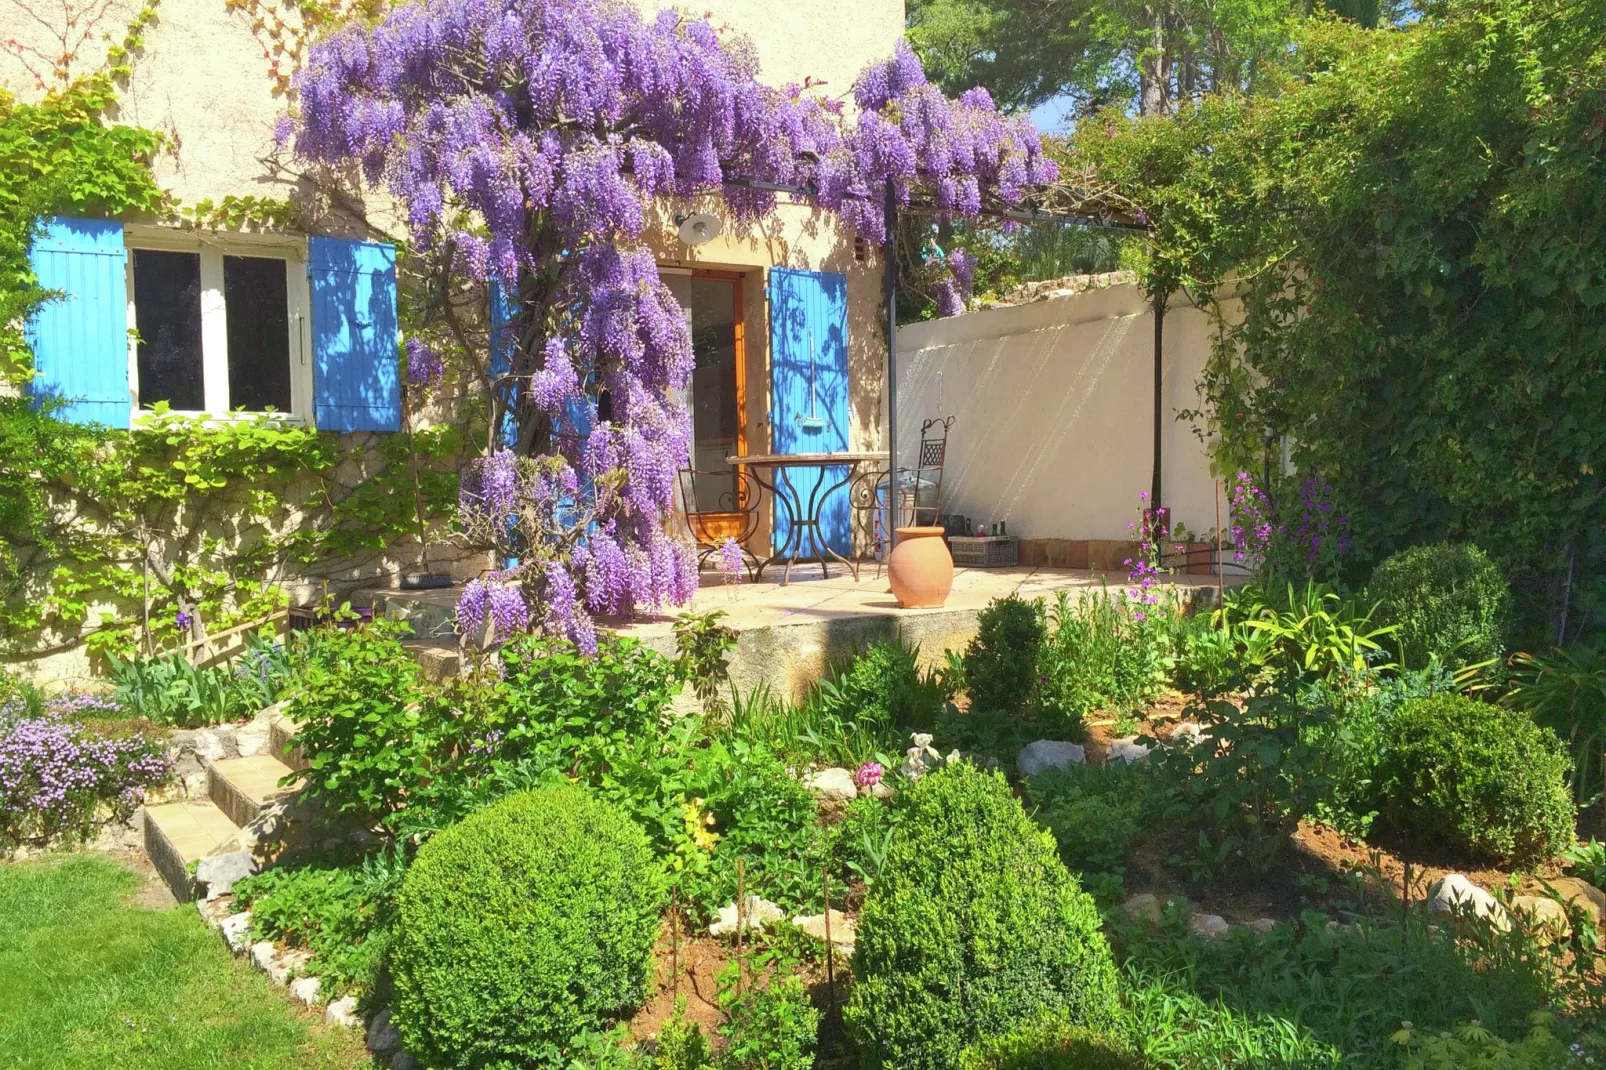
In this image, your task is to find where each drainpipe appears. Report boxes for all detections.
[1151,289,1167,513]
[884,177,899,547]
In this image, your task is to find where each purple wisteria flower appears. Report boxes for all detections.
[290,0,1055,655]
[717,537,744,586]
[405,337,446,390]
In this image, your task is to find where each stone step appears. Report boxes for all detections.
[268,711,307,772]
[403,638,460,681]
[208,754,303,831]
[144,798,244,903]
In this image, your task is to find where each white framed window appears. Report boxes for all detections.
[123,226,313,422]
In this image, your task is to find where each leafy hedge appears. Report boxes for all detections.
[1372,694,1574,865]
[1365,542,1513,672]
[390,785,665,1068]
[846,763,1120,1069]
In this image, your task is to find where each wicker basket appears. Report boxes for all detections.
[949,535,1018,568]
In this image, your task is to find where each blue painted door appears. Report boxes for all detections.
[768,267,849,556]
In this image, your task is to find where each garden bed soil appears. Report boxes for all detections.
[1090,692,1568,926]
[627,925,731,1043]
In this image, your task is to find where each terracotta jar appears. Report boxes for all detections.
[887,525,954,608]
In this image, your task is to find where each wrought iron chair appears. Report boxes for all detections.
[677,467,764,578]
[855,416,955,576]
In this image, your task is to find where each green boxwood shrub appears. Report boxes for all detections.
[1372,694,1574,865]
[1364,542,1513,671]
[845,763,1121,1070]
[958,1017,1145,1070]
[962,596,1046,715]
[390,785,665,1068]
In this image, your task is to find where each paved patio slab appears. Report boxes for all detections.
[371,565,1231,704]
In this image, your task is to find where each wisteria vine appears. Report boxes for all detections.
[290,0,1055,649]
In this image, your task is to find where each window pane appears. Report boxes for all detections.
[689,278,740,513]
[224,255,292,412]
[133,250,204,410]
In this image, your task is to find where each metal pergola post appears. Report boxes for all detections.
[884,177,898,549]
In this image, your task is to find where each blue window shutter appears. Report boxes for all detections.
[26,217,130,428]
[767,267,850,554]
[309,237,399,432]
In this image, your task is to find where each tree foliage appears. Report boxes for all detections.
[907,0,1388,118]
[1060,0,1606,640]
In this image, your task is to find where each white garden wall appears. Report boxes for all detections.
[895,278,1225,544]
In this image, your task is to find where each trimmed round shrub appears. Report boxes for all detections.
[1364,542,1512,671]
[959,1018,1145,1070]
[1372,694,1573,865]
[845,763,1121,1070]
[963,595,1046,715]
[390,785,665,1068]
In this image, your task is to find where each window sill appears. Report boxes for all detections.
[131,409,310,429]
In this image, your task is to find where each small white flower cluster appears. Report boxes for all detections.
[900,732,960,781]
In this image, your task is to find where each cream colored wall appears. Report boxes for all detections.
[896,282,1224,542]
[645,0,904,96]
[0,0,297,208]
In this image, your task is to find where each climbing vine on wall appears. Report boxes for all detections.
[1060,1,1606,640]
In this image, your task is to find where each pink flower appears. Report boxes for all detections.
[854,761,884,788]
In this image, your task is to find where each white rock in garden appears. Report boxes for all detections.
[1190,913,1230,940]
[367,1008,402,1055]
[1511,895,1570,938]
[290,976,322,1007]
[1426,874,1510,930]
[1165,722,1211,748]
[192,726,240,763]
[1017,740,1085,778]
[196,849,258,899]
[195,894,233,929]
[220,911,253,953]
[1122,893,1162,926]
[326,995,360,1029]
[792,909,856,949]
[249,942,311,986]
[805,767,859,804]
[709,895,785,936]
[1106,737,1151,765]
[1248,918,1279,934]
[234,718,271,758]
[182,771,210,798]
[866,781,895,800]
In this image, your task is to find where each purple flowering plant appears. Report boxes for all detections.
[1124,492,1169,621]
[289,1,1054,654]
[1228,471,1274,570]
[0,694,170,850]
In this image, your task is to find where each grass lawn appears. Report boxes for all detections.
[0,852,370,1070]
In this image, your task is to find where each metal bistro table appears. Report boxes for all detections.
[729,451,888,584]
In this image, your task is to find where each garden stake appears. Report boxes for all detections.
[736,858,746,993]
[1215,479,1224,611]
[670,885,680,997]
[823,868,835,1010]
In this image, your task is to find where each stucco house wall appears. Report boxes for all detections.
[895,280,1225,546]
[3,0,904,682]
